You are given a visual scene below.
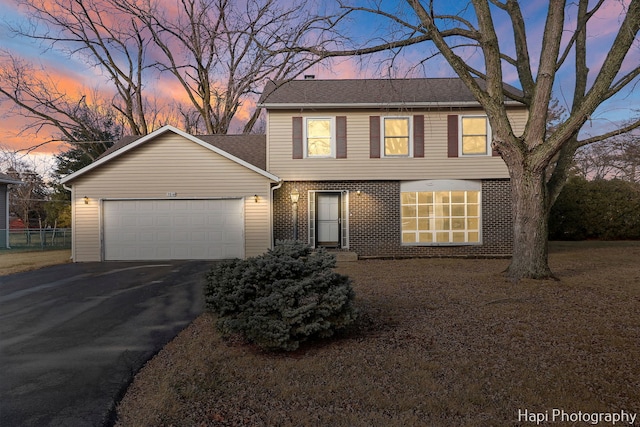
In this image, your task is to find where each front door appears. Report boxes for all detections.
[316,193,340,247]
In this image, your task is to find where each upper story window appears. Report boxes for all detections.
[370,115,424,159]
[293,116,346,159]
[460,116,490,156]
[306,118,334,157]
[383,117,411,157]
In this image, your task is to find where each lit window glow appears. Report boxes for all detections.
[384,118,410,156]
[401,190,481,244]
[462,116,489,155]
[307,119,332,156]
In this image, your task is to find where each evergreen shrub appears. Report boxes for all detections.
[549,177,640,240]
[205,240,358,351]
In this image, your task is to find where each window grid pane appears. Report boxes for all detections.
[307,119,332,156]
[384,118,410,156]
[401,190,481,244]
[462,117,488,155]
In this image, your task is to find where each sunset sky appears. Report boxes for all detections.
[1,0,638,163]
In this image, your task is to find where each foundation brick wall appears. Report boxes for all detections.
[273,179,513,258]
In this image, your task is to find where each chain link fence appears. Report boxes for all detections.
[1,228,71,252]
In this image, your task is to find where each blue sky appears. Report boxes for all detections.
[1,0,638,155]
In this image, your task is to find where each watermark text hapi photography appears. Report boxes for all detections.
[518,409,637,425]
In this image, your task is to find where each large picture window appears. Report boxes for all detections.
[461,116,490,155]
[401,187,481,245]
[383,117,410,156]
[306,118,333,157]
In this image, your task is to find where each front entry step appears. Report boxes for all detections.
[330,251,358,262]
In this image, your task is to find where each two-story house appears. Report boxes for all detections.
[61,78,526,262]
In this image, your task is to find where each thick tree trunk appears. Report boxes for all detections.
[507,166,554,280]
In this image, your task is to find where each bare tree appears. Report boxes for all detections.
[117,0,338,134]
[292,0,640,279]
[3,0,339,138]
[8,0,156,137]
[0,54,125,156]
[0,148,49,231]
[575,133,640,183]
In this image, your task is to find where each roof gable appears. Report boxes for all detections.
[60,126,278,184]
[258,78,524,109]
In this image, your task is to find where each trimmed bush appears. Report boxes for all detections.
[205,240,358,351]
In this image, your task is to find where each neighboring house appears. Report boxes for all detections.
[1,172,23,249]
[61,77,526,262]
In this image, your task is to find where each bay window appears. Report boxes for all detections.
[401,180,481,245]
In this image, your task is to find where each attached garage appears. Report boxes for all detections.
[102,198,244,260]
[60,126,280,262]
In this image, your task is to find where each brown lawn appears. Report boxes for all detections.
[116,242,640,426]
[0,249,71,276]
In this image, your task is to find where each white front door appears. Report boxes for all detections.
[316,193,340,247]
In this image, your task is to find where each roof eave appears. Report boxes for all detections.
[259,101,525,109]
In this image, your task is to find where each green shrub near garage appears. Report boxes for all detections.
[205,240,358,351]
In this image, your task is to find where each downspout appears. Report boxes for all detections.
[4,188,9,249]
[62,184,75,261]
[270,181,283,249]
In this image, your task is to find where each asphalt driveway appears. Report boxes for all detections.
[0,260,212,427]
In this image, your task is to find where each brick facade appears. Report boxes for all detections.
[273,179,513,258]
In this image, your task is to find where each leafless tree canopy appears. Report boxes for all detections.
[0,148,49,227]
[575,134,640,183]
[1,0,339,148]
[0,53,124,155]
[9,0,154,136]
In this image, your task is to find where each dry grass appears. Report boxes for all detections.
[115,242,640,426]
[0,249,71,275]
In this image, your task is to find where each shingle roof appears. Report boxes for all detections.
[258,77,523,108]
[97,133,266,170]
[197,135,266,170]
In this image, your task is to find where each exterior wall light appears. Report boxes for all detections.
[254,194,259,203]
[84,196,89,205]
[290,188,300,204]
[356,190,362,196]
[290,188,300,240]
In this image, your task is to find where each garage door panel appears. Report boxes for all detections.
[103,199,244,260]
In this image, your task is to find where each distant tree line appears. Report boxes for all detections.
[549,134,640,240]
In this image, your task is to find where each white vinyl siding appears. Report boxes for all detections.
[69,133,274,262]
[266,109,527,180]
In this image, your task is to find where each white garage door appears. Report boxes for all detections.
[102,199,244,260]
